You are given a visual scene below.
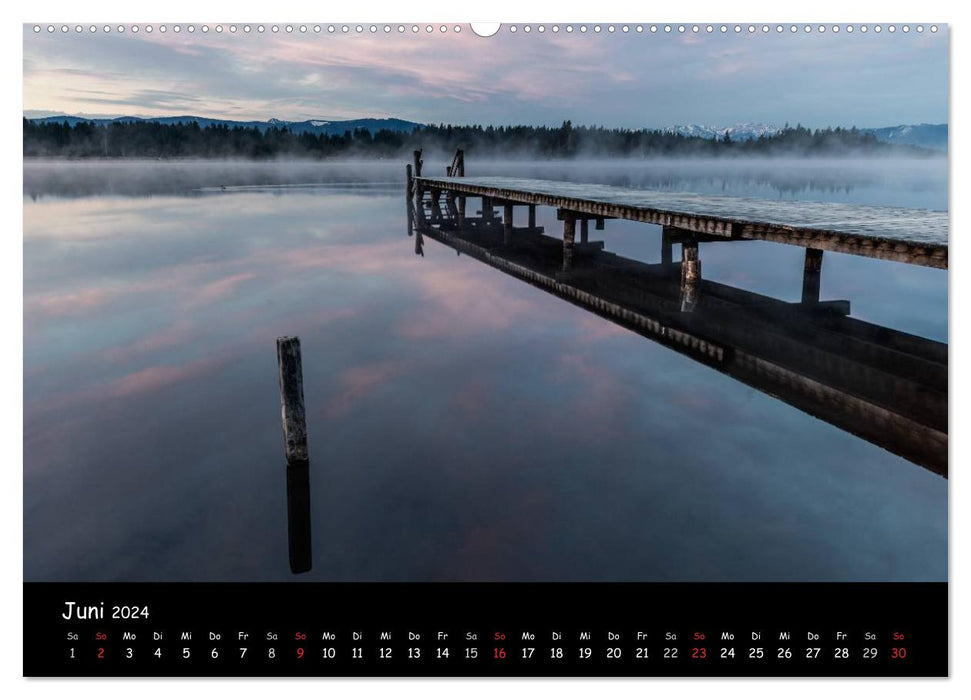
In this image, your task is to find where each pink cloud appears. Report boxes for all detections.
[25,288,115,317]
[106,356,224,397]
[395,264,540,339]
[191,271,258,305]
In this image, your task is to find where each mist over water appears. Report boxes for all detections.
[25,156,947,210]
[23,159,947,582]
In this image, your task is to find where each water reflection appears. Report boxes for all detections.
[413,216,947,476]
[23,162,947,582]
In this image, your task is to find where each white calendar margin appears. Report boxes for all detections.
[2,0,964,697]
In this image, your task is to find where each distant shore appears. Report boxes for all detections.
[23,119,942,160]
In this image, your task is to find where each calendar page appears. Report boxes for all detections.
[22,18,948,678]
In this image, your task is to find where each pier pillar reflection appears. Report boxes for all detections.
[562,216,577,271]
[680,239,701,312]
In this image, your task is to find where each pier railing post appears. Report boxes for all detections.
[801,248,824,305]
[412,149,423,178]
[276,336,312,574]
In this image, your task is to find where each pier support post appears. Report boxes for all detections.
[528,204,536,230]
[562,216,577,271]
[405,164,414,237]
[580,218,589,244]
[482,197,494,225]
[411,150,425,230]
[801,248,824,305]
[458,196,466,230]
[661,227,674,266]
[276,336,312,574]
[680,239,701,312]
[595,217,605,231]
[504,203,514,246]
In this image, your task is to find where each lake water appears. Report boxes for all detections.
[23,158,948,582]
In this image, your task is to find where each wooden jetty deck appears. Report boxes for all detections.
[407,150,948,476]
[411,151,947,269]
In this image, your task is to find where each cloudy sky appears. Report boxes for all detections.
[23,24,948,128]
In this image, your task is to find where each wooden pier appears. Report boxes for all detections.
[407,151,948,476]
[408,150,947,269]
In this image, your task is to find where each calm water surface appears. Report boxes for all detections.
[23,158,947,581]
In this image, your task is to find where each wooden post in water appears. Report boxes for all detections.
[801,248,824,304]
[276,336,312,574]
[680,239,701,312]
[562,215,576,271]
[504,203,514,246]
[595,217,605,231]
[528,204,536,230]
[580,218,589,244]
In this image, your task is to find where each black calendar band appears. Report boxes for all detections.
[24,582,947,677]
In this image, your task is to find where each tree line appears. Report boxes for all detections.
[23,118,925,159]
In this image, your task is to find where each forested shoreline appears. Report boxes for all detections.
[23,118,933,159]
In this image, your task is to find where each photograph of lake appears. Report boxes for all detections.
[23,24,947,583]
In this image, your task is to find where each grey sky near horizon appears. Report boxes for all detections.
[23,24,949,129]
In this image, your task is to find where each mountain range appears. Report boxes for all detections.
[26,115,948,151]
[665,122,947,151]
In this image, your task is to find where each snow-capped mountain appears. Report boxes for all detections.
[863,123,947,151]
[665,122,947,150]
[666,123,781,141]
